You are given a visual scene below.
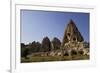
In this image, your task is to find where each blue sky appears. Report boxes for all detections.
[21,10,89,44]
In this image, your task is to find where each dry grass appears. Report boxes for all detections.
[21,55,89,63]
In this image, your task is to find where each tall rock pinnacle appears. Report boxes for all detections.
[61,19,84,49]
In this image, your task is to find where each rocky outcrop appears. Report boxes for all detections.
[51,37,61,50]
[41,36,51,52]
[61,19,84,51]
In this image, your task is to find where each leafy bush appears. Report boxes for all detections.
[21,48,29,59]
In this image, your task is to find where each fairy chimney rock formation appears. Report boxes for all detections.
[62,19,84,50]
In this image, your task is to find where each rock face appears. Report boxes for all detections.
[41,36,51,52]
[61,19,84,51]
[51,37,61,50]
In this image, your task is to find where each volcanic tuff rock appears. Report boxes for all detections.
[41,36,51,52]
[51,37,61,50]
[61,19,84,50]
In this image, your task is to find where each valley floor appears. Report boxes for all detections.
[21,55,89,63]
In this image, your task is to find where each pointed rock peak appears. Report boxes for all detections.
[61,19,84,48]
[69,19,74,24]
[67,19,77,28]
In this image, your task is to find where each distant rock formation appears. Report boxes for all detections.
[51,37,61,50]
[41,36,51,52]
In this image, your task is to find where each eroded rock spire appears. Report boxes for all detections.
[61,19,84,49]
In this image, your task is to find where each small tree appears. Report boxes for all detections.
[21,43,25,48]
[21,48,29,59]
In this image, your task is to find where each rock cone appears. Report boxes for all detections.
[62,19,84,50]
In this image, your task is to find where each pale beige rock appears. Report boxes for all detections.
[61,19,84,51]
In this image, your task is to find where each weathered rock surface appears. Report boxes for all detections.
[61,19,84,51]
[41,36,51,52]
[51,37,61,50]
